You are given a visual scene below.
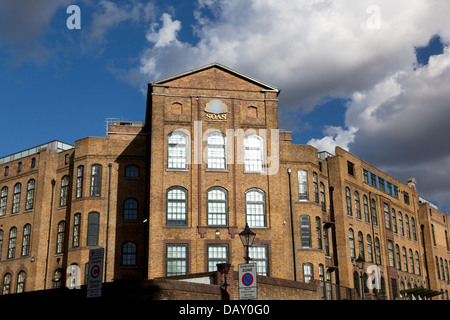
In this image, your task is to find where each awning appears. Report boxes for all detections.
[400,287,443,298]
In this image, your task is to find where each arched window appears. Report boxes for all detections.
[56,221,66,254]
[316,217,322,249]
[207,187,228,226]
[7,227,17,259]
[353,271,361,297]
[90,164,102,197]
[166,187,188,226]
[403,247,408,272]
[2,273,11,295]
[409,249,415,274]
[0,229,3,259]
[396,244,401,270]
[392,209,397,233]
[244,135,264,172]
[206,132,226,170]
[349,228,355,258]
[124,198,138,221]
[60,175,70,207]
[358,231,365,259]
[411,217,417,241]
[21,224,31,256]
[354,191,361,219]
[245,188,266,227]
[0,187,7,217]
[363,195,370,223]
[415,251,421,275]
[125,164,140,178]
[320,182,326,212]
[371,199,378,226]
[300,215,311,248]
[25,179,35,210]
[12,183,21,214]
[398,212,404,236]
[52,269,63,289]
[16,271,26,293]
[122,242,137,266]
[167,131,188,169]
[345,187,352,216]
[375,237,381,265]
[297,170,308,201]
[431,224,436,246]
[73,213,81,248]
[405,215,411,239]
[87,212,100,246]
[366,234,373,263]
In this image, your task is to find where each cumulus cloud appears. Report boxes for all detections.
[308,126,358,154]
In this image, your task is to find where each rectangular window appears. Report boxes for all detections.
[207,244,229,272]
[297,170,308,201]
[378,177,385,193]
[347,161,354,176]
[404,192,410,205]
[363,168,369,184]
[76,166,84,198]
[87,212,99,246]
[168,132,188,169]
[90,165,102,197]
[166,244,188,276]
[387,240,395,267]
[249,245,269,276]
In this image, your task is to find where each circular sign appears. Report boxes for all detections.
[242,273,254,287]
[91,265,100,278]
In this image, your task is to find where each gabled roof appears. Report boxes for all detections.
[150,62,280,93]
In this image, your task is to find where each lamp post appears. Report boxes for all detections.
[239,223,256,264]
[355,253,366,300]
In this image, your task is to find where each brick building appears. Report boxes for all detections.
[0,63,448,300]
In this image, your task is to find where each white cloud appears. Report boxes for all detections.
[146,13,182,48]
[308,126,358,154]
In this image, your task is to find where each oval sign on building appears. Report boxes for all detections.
[205,99,227,121]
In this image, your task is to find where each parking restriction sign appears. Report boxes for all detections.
[238,263,257,300]
[87,248,104,298]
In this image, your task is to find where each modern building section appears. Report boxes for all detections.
[0,63,448,300]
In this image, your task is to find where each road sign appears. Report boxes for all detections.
[238,263,257,300]
[87,248,104,298]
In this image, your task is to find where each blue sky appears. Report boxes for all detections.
[1,0,450,212]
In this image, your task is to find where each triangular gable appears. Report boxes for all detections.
[150,62,280,93]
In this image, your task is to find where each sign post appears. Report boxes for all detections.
[87,248,104,298]
[238,263,257,300]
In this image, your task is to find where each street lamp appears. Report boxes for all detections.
[239,223,256,264]
[355,253,366,300]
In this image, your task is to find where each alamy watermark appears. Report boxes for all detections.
[66,5,81,30]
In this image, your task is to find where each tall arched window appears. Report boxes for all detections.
[60,175,70,207]
[56,221,66,254]
[2,273,11,295]
[167,131,188,169]
[384,203,391,230]
[349,228,355,258]
[206,132,226,170]
[166,187,188,226]
[303,263,313,283]
[345,187,352,216]
[316,217,323,249]
[411,218,417,241]
[375,237,381,265]
[124,198,138,221]
[7,227,17,259]
[354,191,361,219]
[244,135,264,172]
[398,212,404,236]
[392,209,398,233]
[90,164,102,197]
[297,170,308,201]
[363,195,370,223]
[12,183,21,214]
[0,187,7,217]
[320,182,326,212]
[415,251,421,275]
[21,224,31,256]
[405,215,411,239]
[207,187,228,226]
[245,188,266,227]
[87,212,100,246]
[0,229,3,260]
[122,242,137,266]
[409,249,415,274]
[300,215,311,248]
[371,199,378,226]
[16,271,26,293]
[396,244,401,270]
[367,234,373,263]
[25,179,35,210]
[358,231,365,259]
[403,247,408,272]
